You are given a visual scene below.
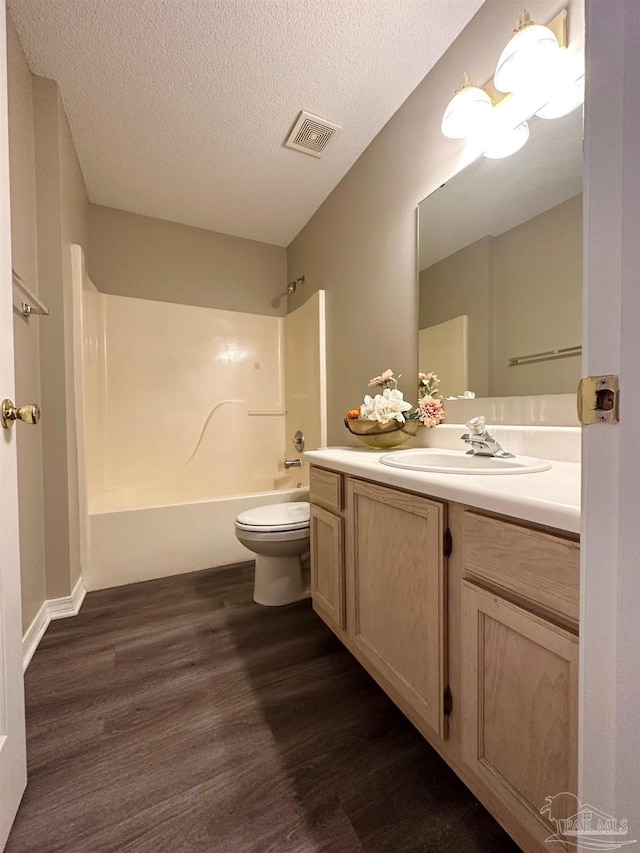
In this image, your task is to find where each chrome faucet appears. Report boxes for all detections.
[461,417,514,458]
[284,459,302,469]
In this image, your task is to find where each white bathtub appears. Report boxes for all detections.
[86,487,309,591]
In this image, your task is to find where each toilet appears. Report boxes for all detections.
[234,501,310,606]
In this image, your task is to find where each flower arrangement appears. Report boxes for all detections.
[345,368,445,430]
[359,370,413,425]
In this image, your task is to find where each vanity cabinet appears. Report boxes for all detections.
[346,479,448,739]
[308,463,580,853]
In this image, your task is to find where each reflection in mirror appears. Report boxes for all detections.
[418,108,583,400]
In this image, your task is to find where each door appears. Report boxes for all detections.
[461,581,578,848]
[347,479,447,739]
[0,3,28,845]
[581,0,640,835]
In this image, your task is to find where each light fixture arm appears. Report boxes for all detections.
[514,9,533,32]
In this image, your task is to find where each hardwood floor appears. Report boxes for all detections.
[7,563,521,852]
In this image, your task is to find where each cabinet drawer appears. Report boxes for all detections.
[462,512,579,623]
[310,466,343,512]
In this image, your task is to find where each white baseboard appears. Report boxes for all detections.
[22,602,50,672]
[22,577,86,671]
[48,576,86,620]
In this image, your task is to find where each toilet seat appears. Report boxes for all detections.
[235,501,310,533]
[235,526,310,542]
[235,521,309,533]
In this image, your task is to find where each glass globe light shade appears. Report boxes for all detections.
[483,121,530,159]
[494,23,560,94]
[536,74,585,119]
[441,83,493,139]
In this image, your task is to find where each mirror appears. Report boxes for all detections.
[418,108,583,400]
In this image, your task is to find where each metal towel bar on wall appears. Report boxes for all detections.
[508,345,582,367]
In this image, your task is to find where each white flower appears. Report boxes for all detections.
[360,388,412,424]
[360,394,376,417]
[368,368,396,389]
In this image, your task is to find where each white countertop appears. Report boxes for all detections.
[305,447,581,535]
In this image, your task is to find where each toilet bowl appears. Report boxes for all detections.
[234,502,310,606]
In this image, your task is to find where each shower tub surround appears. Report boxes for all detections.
[76,249,324,589]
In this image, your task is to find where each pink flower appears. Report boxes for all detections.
[417,395,445,428]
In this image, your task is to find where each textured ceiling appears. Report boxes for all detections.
[8,0,484,247]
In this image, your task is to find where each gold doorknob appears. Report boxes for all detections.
[1,399,41,429]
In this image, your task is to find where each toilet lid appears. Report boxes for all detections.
[236,501,310,532]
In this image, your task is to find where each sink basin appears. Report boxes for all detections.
[379,448,552,475]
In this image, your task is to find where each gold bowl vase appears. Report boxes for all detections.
[344,417,419,450]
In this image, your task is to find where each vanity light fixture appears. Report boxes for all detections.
[441,73,494,139]
[440,8,583,160]
[494,10,560,95]
[483,121,530,159]
[536,71,585,119]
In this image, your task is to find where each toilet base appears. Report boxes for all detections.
[253,554,309,606]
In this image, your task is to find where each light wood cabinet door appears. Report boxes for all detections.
[310,504,345,633]
[347,479,447,739]
[461,580,578,847]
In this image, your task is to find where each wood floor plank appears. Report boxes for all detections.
[7,563,520,852]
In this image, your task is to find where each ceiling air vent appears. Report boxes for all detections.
[285,111,341,158]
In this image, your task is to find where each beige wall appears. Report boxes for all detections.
[287,0,584,443]
[88,205,287,316]
[7,11,90,631]
[33,76,89,601]
[7,16,46,631]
